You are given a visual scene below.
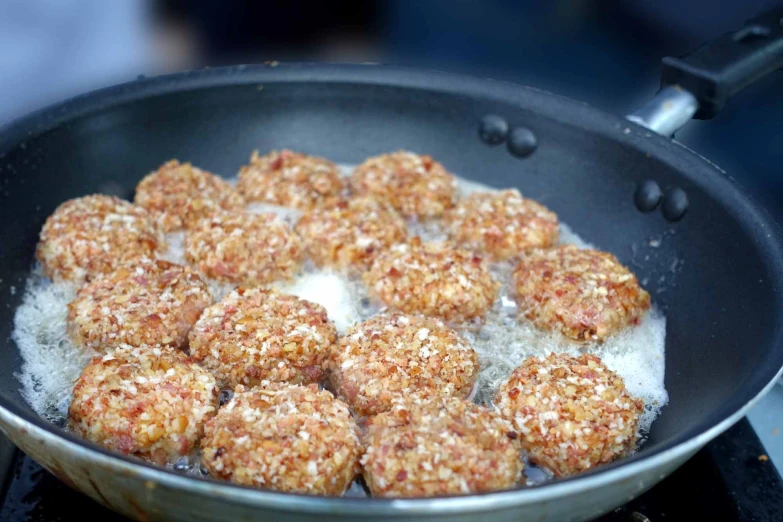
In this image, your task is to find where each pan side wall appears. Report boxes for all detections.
[0,413,694,522]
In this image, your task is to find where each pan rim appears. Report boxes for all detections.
[1,62,782,513]
[1,367,779,514]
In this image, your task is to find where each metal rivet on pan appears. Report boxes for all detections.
[507,127,538,158]
[661,187,688,222]
[478,115,509,145]
[634,180,662,213]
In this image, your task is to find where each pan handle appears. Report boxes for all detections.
[627,7,783,136]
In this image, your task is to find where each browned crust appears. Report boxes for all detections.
[134,159,245,232]
[188,287,336,388]
[443,189,559,260]
[295,196,407,272]
[364,239,499,323]
[350,151,457,219]
[68,344,218,465]
[36,194,164,283]
[237,150,343,210]
[362,396,524,497]
[201,383,362,495]
[184,211,302,286]
[512,245,650,341]
[67,258,211,352]
[329,312,478,417]
[494,353,643,477]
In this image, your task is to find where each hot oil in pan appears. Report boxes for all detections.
[10,170,668,490]
[11,272,91,423]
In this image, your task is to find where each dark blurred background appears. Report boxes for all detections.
[0,0,781,212]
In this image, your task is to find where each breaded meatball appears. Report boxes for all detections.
[362,396,523,497]
[364,239,499,323]
[134,160,245,232]
[202,383,361,495]
[36,195,164,284]
[67,259,211,352]
[350,151,457,219]
[443,189,559,261]
[237,150,343,210]
[512,245,650,341]
[294,196,407,272]
[68,344,218,465]
[494,353,643,477]
[188,288,336,388]
[330,313,478,417]
[184,211,302,286]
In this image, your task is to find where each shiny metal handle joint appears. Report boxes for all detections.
[626,85,699,137]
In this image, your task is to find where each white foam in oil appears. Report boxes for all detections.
[12,170,667,486]
[277,268,374,335]
[11,269,92,423]
[160,231,187,265]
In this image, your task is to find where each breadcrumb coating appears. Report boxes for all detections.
[135,159,245,232]
[351,151,457,219]
[36,195,164,284]
[237,150,343,210]
[184,211,302,286]
[364,239,498,323]
[67,259,211,352]
[295,196,407,272]
[330,313,478,417]
[68,344,218,465]
[512,245,650,341]
[494,353,643,477]
[362,396,524,497]
[202,383,362,494]
[443,189,559,260]
[189,288,336,388]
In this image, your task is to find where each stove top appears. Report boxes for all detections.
[0,418,780,522]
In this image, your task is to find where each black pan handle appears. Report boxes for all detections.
[628,7,783,135]
[662,7,783,120]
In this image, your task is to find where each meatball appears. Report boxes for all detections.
[443,189,559,261]
[330,313,478,417]
[364,239,499,323]
[350,151,457,219]
[184,211,303,286]
[36,194,164,284]
[512,245,650,341]
[68,344,219,465]
[134,160,245,232]
[67,259,211,352]
[237,150,343,210]
[494,353,643,477]
[188,288,336,388]
[294,196,407,272]
[362,396,523,497]
[201,383,362,495]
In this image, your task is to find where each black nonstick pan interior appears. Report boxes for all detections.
[0,64,782,486]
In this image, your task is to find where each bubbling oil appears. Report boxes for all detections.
[11,271,92,424]
[11,171,667,488]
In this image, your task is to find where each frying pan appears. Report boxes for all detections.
[1,9,782,522]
